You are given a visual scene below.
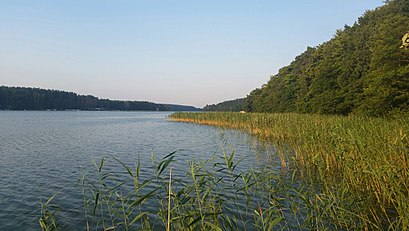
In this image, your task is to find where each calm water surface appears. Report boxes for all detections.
[0,111,280,230]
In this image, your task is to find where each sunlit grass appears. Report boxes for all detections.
[169,112,409,230]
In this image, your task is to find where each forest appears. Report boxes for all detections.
[211,0,409,117]
[0,86,200,111]
[203,98,245,111]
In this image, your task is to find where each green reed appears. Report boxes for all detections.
[39,193,61,231]
[41,150,293,230]
[169,112,409,230]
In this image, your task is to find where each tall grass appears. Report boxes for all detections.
[41,151,292,230]
[169,112,409,230]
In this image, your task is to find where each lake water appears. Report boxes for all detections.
[0,111,281,230]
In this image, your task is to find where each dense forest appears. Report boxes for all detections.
[213,0,409,116]
[203,98,245,111]
[0,86,200,111]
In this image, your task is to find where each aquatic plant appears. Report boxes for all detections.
[169,112,409,230]
[39,193,61,231]
[41,150,289,230]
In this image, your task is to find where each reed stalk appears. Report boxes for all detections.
[167,167,172,231]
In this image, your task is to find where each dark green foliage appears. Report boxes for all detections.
[203,98,246,111]
[0,86,200,111]
[244,0,409,117]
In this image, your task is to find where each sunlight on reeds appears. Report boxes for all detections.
[169,112,409,230]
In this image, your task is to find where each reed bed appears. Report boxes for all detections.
[169,112,409,230]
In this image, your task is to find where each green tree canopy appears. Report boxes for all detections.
[241,0,409,117]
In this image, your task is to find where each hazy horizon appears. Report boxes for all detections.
[1,1,384,107]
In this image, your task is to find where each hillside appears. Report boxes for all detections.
[212,0,409,116]
[0,86,200,111]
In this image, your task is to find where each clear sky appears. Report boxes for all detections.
[0,0,384,108]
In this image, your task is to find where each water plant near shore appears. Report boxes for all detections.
[40,148,402,230]
[169,112,409,230]
[40,151,289,230]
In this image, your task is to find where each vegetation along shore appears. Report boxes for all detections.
[169,112,409,230]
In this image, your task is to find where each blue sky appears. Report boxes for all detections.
[0,1,384,107]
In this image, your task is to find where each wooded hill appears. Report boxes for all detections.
[0,86,200,111]
[212,0,409,116]
[203,98,245,111]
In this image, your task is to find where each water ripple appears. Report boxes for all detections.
[0,111,276,230]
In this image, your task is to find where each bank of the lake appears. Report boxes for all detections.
[169,112,409,230]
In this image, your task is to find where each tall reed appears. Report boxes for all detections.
[169,112,409,230]
[40,151,290,230]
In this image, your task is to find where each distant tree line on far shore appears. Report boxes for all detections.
[203,98,245,112]
[0,86,200,111]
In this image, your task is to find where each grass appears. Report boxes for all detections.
[169,112,409,230]
[40,150,292,230]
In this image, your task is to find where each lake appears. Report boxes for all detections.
[0,111,280,230]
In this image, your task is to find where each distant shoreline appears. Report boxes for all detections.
[0,86,202,112]
[0,109,198,112]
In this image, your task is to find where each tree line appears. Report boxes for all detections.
[211,0,409,117]
[0,86,200,111]
[203,98,245,111]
